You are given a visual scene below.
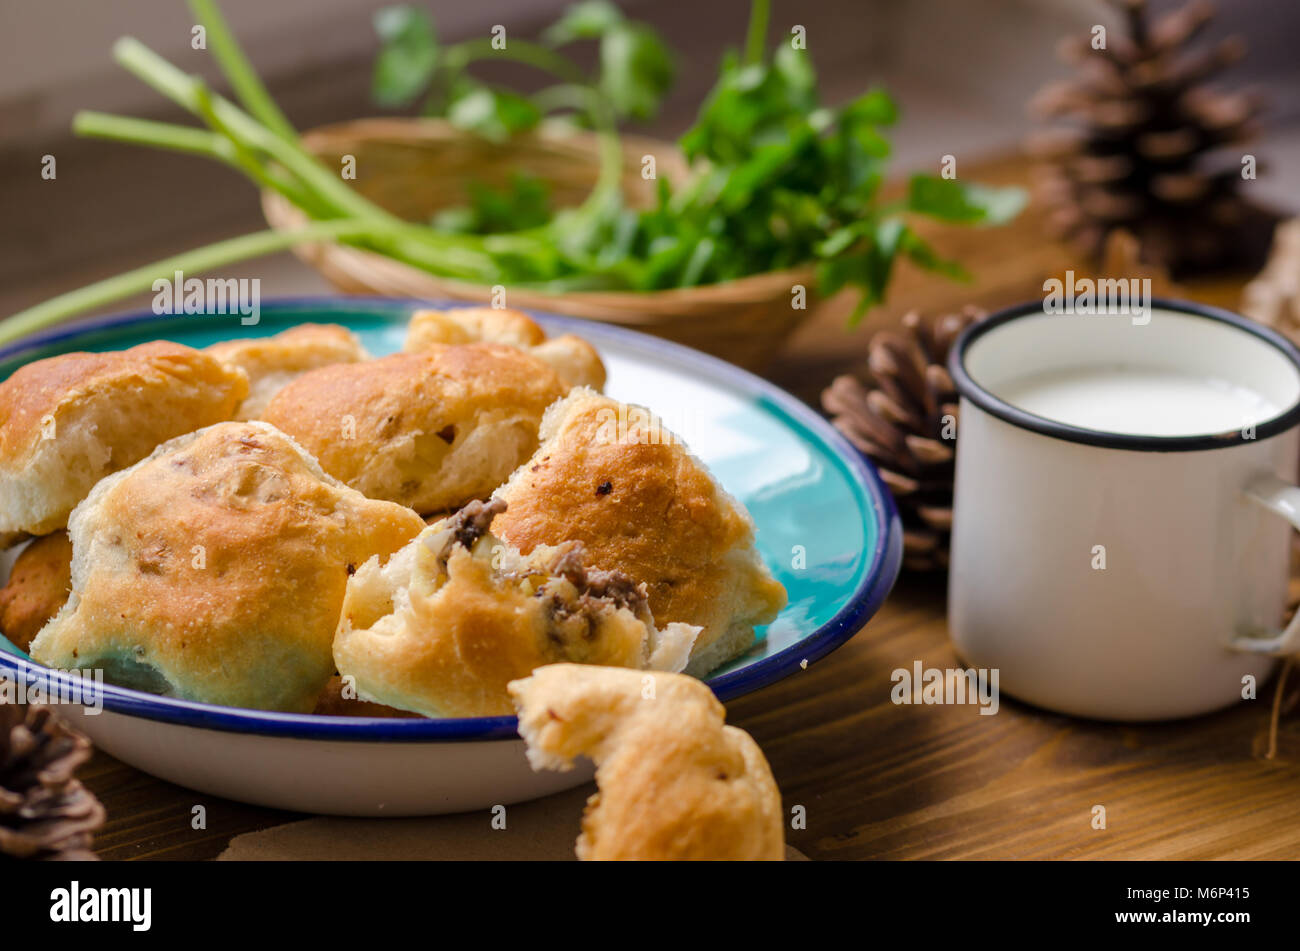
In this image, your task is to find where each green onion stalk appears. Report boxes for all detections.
[2,0,614,342]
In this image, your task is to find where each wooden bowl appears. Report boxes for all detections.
[261,118,818,369]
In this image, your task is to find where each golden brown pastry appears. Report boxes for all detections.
[527,335,607,391]
[0,532,72,653]
[0,341,248,539]
[333,499,700,717]
[509,664,785,861]
[492,388,786,676]
[261,344,570,514]
[30,421,424,713]
[206,323,368,420]
[405,307,605,390]
[405,307,547,350]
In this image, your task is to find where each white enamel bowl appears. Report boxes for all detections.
[0,297,900,816]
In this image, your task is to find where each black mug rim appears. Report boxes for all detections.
[948,298,1300,452]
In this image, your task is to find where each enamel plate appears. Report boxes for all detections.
[0,298,901,815]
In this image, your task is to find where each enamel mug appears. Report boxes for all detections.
[947,300,1300,721]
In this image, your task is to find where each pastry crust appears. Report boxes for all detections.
[29,421,424,713]
[492,389,786,676]
[261,344,570,514]
[0,341,248,538]
[509,664,785,861]
[333,500,700,717]
[528,335,606,391]
[405,307,547,350]
[206,323,367,420]
[0,532,72,653]
[405,307,606,390]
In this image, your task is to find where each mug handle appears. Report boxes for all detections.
[1234,473,1300,654]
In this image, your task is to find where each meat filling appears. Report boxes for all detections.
[442,497,506,556]
[437,497,653,641]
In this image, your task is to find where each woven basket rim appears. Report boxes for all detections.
[261,118,819,302]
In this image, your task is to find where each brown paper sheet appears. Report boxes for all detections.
[218,783,807,861]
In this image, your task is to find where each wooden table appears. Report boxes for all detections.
[78,154,1300,860]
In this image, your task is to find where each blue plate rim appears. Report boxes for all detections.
[0,296,902,742]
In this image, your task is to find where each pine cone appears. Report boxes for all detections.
[1243,217,1300,345]
[1028,0,1276,277]
[822,307,985,572]
[0,704,104,860]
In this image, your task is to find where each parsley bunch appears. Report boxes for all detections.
[371,0,1024,318]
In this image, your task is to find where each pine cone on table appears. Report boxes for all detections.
[1028,0,1276,276]
[0,704,105,860]
[822,307,985,572]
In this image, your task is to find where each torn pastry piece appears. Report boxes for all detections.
[509,664,784,861]
[492,388,786,677]
[0,532,72,653]
[333,499,700,718]
[0,341,248,539]
[261,344,569,515]
[30,421,424,713]
[206,323,368,420]
[405,306,606,390]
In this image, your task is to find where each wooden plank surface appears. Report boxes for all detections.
[71,152,1300,861]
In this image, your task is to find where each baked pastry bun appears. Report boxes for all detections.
[261,344,570,514]
[0,341,248,539]
[405,307,605,390]
[492,388,786,676]
[405,307,546,350]
[0,532,72,653]
[30,421,424,713]
[333,499,700,717]
[528,335,606,391]
[206,323,367,420]
[509,664,784,861]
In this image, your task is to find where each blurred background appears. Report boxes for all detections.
[2,0,1297,354]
